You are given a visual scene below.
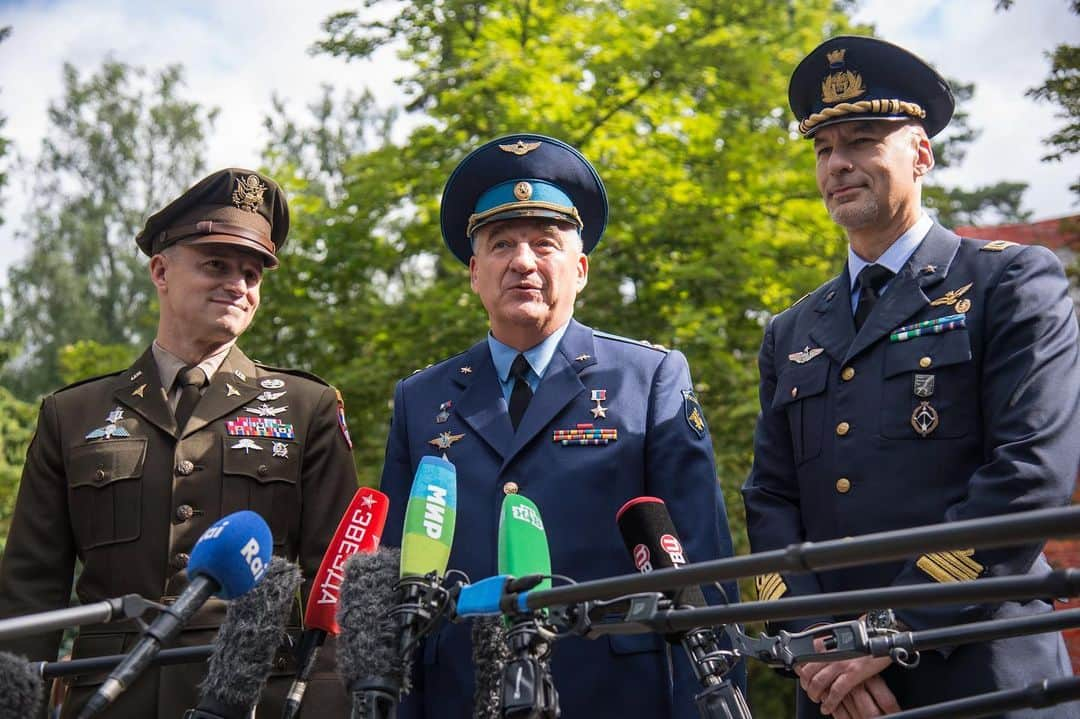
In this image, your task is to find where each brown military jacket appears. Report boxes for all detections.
[0,345,357,718]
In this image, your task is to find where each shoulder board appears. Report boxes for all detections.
[408,347,473,378]
[411,363,434,376]
[980,240,1018,252]
[252,361,331,387]
[789,291,811,309]
[53,369,126,395]
[593,330,669,353]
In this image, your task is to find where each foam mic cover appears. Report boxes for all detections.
[284,488,390,719]
[616,496,707,609]
[400,456,457,578]
[497,494,551,592]
[471,618,509,719]
[336,547,408,709]
[0,651,43,719]
[77,511,273,719]
[191,556,302,718]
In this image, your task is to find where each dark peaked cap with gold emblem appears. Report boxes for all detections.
[789,35,955,139]
[440,134,607,265]
[135,168,290,268]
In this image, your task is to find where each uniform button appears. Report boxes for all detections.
[790,387,798,398]
[836,422,850,436]
[503,481,519,495]
[258,465,269,477]
[836,478,852,494]
[177,460,194,476]
[171,553,190,570]
[176,504,194,522]
[95,469,107,482]
[919,356,932,368]
[841,367,855,381]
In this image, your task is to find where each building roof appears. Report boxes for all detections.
[955,214,1079,251]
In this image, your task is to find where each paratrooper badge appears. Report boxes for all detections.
[86,406,131,440]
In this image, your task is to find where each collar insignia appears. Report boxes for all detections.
[132,383,147,398]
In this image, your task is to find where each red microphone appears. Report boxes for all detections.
[282,487,389,719]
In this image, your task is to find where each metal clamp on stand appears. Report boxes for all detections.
[501,619,559,719]
[728,620,877,671]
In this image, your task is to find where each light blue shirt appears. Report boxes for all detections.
[847,212,933,314]
[487,320,571,403]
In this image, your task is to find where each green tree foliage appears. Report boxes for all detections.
[0,60,218,400]
[0,25,11,226]
[0,386,37,551]
[1027,24,1080,199]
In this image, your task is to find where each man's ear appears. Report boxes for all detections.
[469,254,479,293]
[149,254,168,291]
[913,129,935,178]
[576,254,589,293]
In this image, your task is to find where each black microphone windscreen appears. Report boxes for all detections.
[0,651,43,719]
[336,546,406,691]
[616,497,707,609]
[471,617,509,719]
[198,556,302,713]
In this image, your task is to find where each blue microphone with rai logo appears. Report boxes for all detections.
[77,510,273,719]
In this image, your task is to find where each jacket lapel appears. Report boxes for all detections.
[502,320,594,472]
[182,347,262,438]
[807,272,855,365]
[843,226,959,364]
[114,347,176,437]
[453,341,514,461]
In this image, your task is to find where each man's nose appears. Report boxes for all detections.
[827,146,854,174]
[223,273,249,295]
[509,242,538,272]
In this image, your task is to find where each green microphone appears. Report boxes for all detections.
[497,493,552,592]
[400,455,457,578]
[495,493,559,718]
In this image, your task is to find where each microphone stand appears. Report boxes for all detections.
[679,626,752,719]
[36,644,214,679]
[885,677,1080,719]
[501,617,559,719]
[0,594,161,641]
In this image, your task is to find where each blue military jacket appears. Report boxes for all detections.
[743,225,1080,715]
[380,319,739,719]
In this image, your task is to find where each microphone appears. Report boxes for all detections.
[282,487,390,719]
[0,651,43,719]
[616,497,750,719]
[497,493,559,719]
[78,511,273,719]
[393,455,458,657]
[472,617,509,719]
[336,546,406,719]
[186,557,303,719]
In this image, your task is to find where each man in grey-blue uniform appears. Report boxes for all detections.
[378,134,740,719]
[742,36,1080,719]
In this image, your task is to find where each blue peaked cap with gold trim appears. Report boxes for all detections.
[440,134,608,265]
[789,35,955,139]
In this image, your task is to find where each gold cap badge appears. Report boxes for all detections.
[821,48,866,104]
[514,181,533,200]
[232,174,268,213]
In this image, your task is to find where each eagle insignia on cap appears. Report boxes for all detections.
[821,48,866,104]
[232,174,267,213]
[498,140,541,156]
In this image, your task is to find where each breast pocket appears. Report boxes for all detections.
[772,361,830,465]
[881,329,975,439]
[221,437,301,545]
[67,438,146,549]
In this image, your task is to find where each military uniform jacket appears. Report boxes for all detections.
[742,225,1080,715]
[379,319,740,719]
[0,345,357,718]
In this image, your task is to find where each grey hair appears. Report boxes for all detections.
[470,223,583,254]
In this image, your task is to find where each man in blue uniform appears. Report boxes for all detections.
[742,36,1080,719]
[379,134,739,718]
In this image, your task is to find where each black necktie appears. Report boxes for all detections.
[508,354,533,431]
[854,264,895,331]
[174,365,208,430]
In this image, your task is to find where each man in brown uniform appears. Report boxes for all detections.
[0,169,357,717]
